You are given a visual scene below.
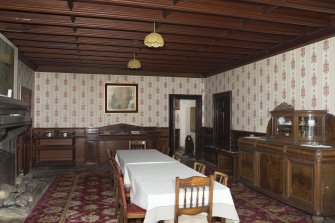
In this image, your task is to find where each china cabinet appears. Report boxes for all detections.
[238,103,335,223]
[270,103,330,142]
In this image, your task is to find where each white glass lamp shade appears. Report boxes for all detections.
[144,32,164,48]
[127,58,141,69]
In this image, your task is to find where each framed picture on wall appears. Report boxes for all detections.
[0,33,17,98]
[105,83,138,113]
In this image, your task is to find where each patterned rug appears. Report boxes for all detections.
[230,183,313,223]
[24,169,333,223]
[24,171,117,223]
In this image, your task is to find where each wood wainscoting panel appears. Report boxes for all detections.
[239,147,255,184]
[259,152,285,195]
[321,162,335,215]
[288,161,313,208]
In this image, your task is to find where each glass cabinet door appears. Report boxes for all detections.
[274,116,293,137]
[298,115,322,138]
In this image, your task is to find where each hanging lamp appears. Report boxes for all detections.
[127,53,141,69]
[144,22,164,48]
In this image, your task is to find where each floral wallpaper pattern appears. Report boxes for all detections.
[204,37,335,132]
[34,74,204,128]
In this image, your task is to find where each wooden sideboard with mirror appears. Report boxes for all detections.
[238,103,335,223]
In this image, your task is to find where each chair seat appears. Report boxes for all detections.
[127,203,146,214]
[178,214,208,223]
[162,214,208,223]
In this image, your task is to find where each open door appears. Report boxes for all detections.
[169,94,202,158]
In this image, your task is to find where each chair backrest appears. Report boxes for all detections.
[193,161,206,174]
[175,175,214,223]
[117,176,128,223]
[110,159,121,197]
[129,140,146,150]
[214,171,229,186]
[106,148,116,159]
[110,158,121,177]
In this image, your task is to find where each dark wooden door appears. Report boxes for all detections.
[213,91,231,147]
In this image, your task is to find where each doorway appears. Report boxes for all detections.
[169,94,202,158]
[213,91,232,147]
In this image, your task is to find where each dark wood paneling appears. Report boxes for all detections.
[32,125,168,165]
[259,152,284,195]
[240,149,255,184]
[290,162,313,203]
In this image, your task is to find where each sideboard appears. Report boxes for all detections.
[85,124,168,164]
[32,124,169,166]
[238,104,335,223]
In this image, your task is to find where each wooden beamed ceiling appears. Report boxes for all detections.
[0,0,335,77]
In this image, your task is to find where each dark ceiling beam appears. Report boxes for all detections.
[71,3,308,36]
[81,0,328,27]
[0,22,273,50]
[0,11,291,44]
[13,38,258,55]
[2,0,324,27]
[241,0,335,14]
[35,65,204,78]
[0,4,310,37]
[18,45,240,61]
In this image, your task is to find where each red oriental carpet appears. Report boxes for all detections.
[24,171,117,223]
[230,183,313,223]
[24,169,335,223]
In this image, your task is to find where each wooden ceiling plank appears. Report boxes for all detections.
[72,2,307,36]
[18,46,222,62]
[36,65,203,78]
[241,0,335,14]
[0,0,70,14]
[88,0,329,27]
[3,32,77,43]
[0,2,307,36]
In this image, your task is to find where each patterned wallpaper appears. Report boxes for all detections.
[204,37,335,132]
[34,74,204,128]
[32,36,334,131]
[17,60,35,93]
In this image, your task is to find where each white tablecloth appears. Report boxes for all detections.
[115,149,178,184]
[126,162,240,223]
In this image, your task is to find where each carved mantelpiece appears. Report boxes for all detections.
[0,97,31,138]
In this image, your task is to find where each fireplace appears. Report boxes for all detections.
[0,96,31,185]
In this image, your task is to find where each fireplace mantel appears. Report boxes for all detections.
[0,96,31,138]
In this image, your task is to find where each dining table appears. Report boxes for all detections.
[115,149,240,223]
[115,149,179,185]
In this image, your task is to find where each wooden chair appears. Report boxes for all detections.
[110,159,121,197]
[129,140,146,150]
[175,175,214,223]
[193,161,206,174]
[214,171,229,186]
[106,148,116,159]
[110,158,131,199]
[117,176,146,223]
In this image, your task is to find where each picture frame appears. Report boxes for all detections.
[0,33,18,98]
[105,83,138,113]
